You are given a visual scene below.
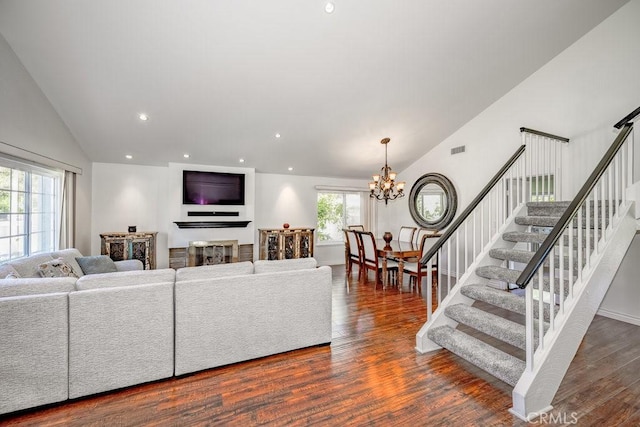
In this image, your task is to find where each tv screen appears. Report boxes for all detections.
[182,170,245,205]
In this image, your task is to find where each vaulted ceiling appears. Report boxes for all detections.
[0,0,629,178]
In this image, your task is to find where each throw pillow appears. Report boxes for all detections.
[0,263,21,279]
[75,255,118,275]
[37,258,79,278]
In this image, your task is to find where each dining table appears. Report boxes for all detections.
[376,239,421,289]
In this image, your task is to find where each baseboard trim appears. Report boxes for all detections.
[597,307,640,326]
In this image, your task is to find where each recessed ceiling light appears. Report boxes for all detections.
[288,167,294,171]
[125,155,133,160]
[325,2,335,13]
[239,158,245,163]
[183,154,190,158]
[138,113,149,121]
[275,133,281,138]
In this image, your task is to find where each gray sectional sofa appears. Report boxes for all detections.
[0,252,332,416]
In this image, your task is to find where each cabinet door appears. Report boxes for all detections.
[299,232,311,258]
[282,233,296,259]
[267,233,280,260]
[104,238,126,262]
[130,239,151,269]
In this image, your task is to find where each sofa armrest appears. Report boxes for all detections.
[114,259,144,271]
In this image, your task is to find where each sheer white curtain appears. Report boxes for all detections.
[59,170,76,249]
[364,192,377,236]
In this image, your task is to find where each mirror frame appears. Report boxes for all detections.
[408,173,457,230]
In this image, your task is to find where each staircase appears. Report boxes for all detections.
[426,201,575,387]
[415,121,638,421]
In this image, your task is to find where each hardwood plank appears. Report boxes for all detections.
[1,267,639,426]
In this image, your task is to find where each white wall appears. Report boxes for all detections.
[381,0,640,234]
[91,163,170,265]
[254,173,369,266]
[0,32,92,254]
[600,233,640,325]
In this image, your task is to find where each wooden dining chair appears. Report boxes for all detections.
[414,227,433,246]
[403,233,439,293]
[343,229,362,279]
[385,226,417,263]
[348,225,365,231]
[398,226,417,242]
[356,231,398,286]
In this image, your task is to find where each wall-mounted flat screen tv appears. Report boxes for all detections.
[182,170,245,205]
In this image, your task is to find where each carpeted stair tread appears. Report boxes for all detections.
[427,325,525,386]
[445,304,529,350]
[476,265,569,294]
[502,231,547,244]
[515,216,561,227]
[489,248,536,264]
[476,265,522,283]
[502,230,594,247]
[526,201,571,217]
[515,215,607,229]
[461,284,554,322]
[489,248,580,271]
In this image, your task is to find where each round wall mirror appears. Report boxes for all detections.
[408,173,457,230]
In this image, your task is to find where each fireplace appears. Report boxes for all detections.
[188,240,239,267]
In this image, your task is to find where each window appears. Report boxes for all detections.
[0,158,62,261]
[530,175,555,202]
[317,191,363,244]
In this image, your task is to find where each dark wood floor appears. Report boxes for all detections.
[2,266,640,426]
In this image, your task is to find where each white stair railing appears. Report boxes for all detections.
[420,128,569,321]
[511,121,636,420]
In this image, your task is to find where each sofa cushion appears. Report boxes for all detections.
[75,268,176,290]
[175,261,254,282]
[76,256,118,275]
[38,258,79,278]
[9,253,55,278]
[0,263,20,279]
[0,278,76,297]
[50,248,85,277]
[114,259,144,272]
[253,258,317,274]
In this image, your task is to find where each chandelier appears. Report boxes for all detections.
[369,138,405,204]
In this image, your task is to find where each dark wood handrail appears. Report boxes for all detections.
[420,144,526,265]
[520,127,570,143]
[516,122,634,288]
[614,106,640,129]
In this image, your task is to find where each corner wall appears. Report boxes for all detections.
[0,32,92,254]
